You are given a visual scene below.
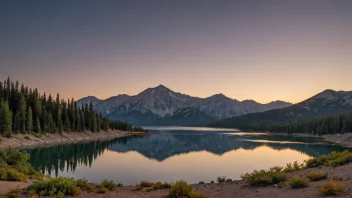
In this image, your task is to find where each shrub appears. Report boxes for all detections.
[7,187,23,198]
[307,171,327,181]
[153,182,172,190]
[318,180,346,196]
[76,178,94,192]
[288,176,308,189]
[225,179,232,183]
[96,187,109,194]
[241,169,286,186]
[199,181,205,184]
[217,176,226,183]
[168,181,193,198]
[24,135,31,140]
[210,181,214,184]
[0,167,27,181]
[140,180,154,187]
[284,161,305,173]
[99,180,116,191]
[189,191,207,198]
[306,150,352,168]
[27,177,82,197]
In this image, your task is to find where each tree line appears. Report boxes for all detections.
[0,77,144,137]
[242,112,352,135]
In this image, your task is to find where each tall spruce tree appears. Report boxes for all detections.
[26,106,33,132]
[0,100,13,137]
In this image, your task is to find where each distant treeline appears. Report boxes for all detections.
[239,112,352,135]
[0,77,145,137]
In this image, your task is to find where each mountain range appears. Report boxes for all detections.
[210,89,352,129]
[77,85,292,126]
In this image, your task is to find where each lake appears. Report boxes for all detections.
[25,127,345,185]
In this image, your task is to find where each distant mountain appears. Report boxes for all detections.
[77,85,292,126]
[77,96,101,107]
[209,89,352,129]
[152,107,216,126]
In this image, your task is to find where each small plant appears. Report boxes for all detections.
[318,180,346,196]
[217,176,226,183]
[27,177,81,197]
[153,182,172,190]
[210,181,214,184]
[98,180,116,191]
[225,178,232,183]
[241,169,286,186]
[288,176,308,189]
[96,187,109,194]
[307,171,327,181]
[199,181,205,184]
[24,135,31,140]
[7,187,23,198]
[0,167,28,181]
[140,180,154,187]
[167,181,206,198]
[76,178,94,192]
[306,150,352,168]
[284,161,305,173]
[277,182,286,188]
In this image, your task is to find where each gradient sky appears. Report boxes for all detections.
[0,0,351,103]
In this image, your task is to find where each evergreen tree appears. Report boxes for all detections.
[27,106,33,132]
[18,94,26,133]
[35,117,41,133]
[0,100,13,137]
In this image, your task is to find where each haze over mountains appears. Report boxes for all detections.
[77,85,292,126]
[210,89,352,129]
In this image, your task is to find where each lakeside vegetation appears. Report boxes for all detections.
[2,146,352,197]
[0,77,146,137]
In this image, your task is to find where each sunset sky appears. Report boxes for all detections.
[0,0,351,104]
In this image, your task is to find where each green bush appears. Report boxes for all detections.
[168,181,193,198]
[284,161,305,173]
[76,178,94,192]
[7,187,23,198]
[140,180,154,187]
[153,182,172,189]
[24,135,31,140]
[98,180,116,191]
[306,150,352,168]
[168,181,207,198]
[27,177,82,197]
[319,180,346,196]
[96,187,109,194]
[307,171,327,181]
[217,176,226,183]
[189,190,207,198]
[241,169,286,186]
[288,176,308,189]
[0,167,27,181]
[0,148,38,181]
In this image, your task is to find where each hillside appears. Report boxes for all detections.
[209,89,352,129]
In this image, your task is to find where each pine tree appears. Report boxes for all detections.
[27,106,33,132]
[18,94,26,133]
[91,113,97,132]
[35,117,41,133]
[0,100,13,137]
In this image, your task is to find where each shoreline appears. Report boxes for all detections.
[2,162,352,197]
[267,131,352,148]
[0,130,142,149]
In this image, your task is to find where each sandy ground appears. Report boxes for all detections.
[1,163,352,197]
[0,130,134,149]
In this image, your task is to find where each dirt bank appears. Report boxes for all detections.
[0,130,137,149]
[322,133,352,148]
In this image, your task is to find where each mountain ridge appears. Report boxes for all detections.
[77,85,292,126]
[209,89,352,129]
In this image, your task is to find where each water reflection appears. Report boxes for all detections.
[25,132,344,179]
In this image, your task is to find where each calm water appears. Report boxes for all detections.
[25,127,345,185]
